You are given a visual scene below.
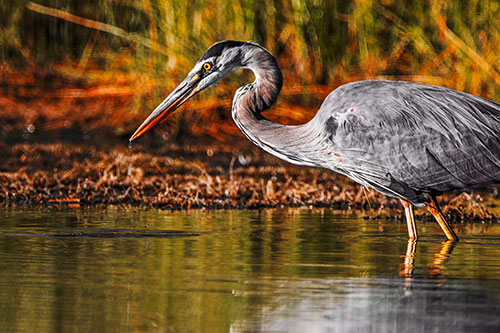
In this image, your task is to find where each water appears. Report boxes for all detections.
[0,207,499,332]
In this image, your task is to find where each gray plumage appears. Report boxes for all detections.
[313,80,500,205]
[220,41,500,206]
[130,40,500,240]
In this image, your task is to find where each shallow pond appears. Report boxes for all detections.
[1,207,500,331]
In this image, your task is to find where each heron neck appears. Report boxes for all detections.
[231,50,322,167]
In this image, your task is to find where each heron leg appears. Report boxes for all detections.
[400,199,417,240]
[425,196,459,241]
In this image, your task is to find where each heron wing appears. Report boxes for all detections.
[313,80,500,204]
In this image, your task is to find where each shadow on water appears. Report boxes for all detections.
[6,229,200,238]
[0,207,499,331]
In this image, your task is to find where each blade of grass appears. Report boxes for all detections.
[435,13,500,86]
[26,2,168,56]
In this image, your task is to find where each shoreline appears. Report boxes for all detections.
[2,139,498,222]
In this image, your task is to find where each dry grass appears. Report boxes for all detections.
[0,141,371,209]
[1,141,498,223]
[2,1,499,141]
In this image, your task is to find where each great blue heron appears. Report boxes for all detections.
[130,40,500,241]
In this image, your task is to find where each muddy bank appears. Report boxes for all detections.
[1,137,498,222]
[0,139,364,208]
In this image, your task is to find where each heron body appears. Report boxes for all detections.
[131,40,500,241]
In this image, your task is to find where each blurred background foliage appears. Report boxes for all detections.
[1,0,500,142]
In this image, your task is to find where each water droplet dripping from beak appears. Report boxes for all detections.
[128,141,133,149]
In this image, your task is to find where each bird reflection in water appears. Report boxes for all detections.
[400,239,418,277]
[399,240,456,279]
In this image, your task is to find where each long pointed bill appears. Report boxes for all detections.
[129,74,201,142]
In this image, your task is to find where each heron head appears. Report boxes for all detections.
[129,40,251,142]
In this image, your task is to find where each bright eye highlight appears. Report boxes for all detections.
[203,62,212,71]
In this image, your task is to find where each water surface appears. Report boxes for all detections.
[1,207,499,331]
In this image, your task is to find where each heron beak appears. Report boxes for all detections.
[129,73,201,142]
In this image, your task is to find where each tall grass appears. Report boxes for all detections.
[1,0,499,138]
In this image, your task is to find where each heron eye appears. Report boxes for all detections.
[203,62,212,71]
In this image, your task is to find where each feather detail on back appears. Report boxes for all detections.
[313,80,500,204]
